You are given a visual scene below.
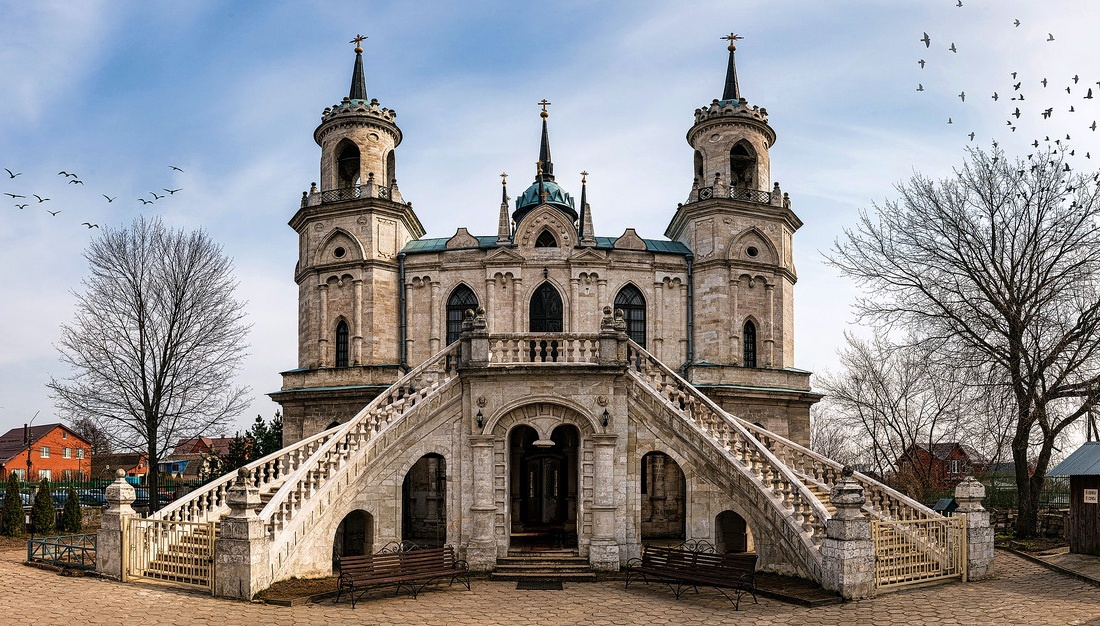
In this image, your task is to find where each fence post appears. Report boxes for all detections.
[954,476,994,580]
[96,470,136,581]
[820,468,874,599]
[214,468,270,599]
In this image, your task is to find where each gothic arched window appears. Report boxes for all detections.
[529,282,563,332]
[535,230,558,248]
[446,284,479,345]
[615,284,647,347]
[743,320,757,368]
[336,140,361,188]
[335,320,350,368]
[729,141,756,189]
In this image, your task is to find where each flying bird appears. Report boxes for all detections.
[959,91,965,102]
[917,83,924,92]
[1013,107,1021,118]
[1014,19,1021,27]
[57,171,71,177]
[948,43,957,53]
[921,32,931,48]
[1042,78,1048,87]
[14,204,27,209]
[169,165,184,172]
[1067,86,1072,94]
[1014,82,1021,90]
[947,117,953,124]
[163,188,181,194]
[68,179,83,185]
[3,168,20,179]
[47,210,60,216]
[81,223,99,229]
[149,191,163,200]
[1070,106,1076,113]
[138,198,153,205]
[919,59,926,69]
[956,0,961,6]
[33,194,49,202]
[1092,121,1097,131]
[103,195,116,202]
[1048,33,1055,42]
[968,131,976,141]
[1074,75,1080,84]
[992,92,999,101]
[1086,88,1094,99]
[3,193,25,199]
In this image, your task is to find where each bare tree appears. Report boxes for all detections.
[49,217,250,509]
[816,333,964,499]
[829,147,1100,536]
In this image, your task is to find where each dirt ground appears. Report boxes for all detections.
[258,575,339,601]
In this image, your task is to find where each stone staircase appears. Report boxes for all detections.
[491,549,597,583]
[141,523,218,586]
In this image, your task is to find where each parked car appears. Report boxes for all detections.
[52,489,107,507]
[0,492,31,508]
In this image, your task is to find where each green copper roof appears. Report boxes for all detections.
[402,235,690,255]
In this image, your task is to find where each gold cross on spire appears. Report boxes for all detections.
[350,34,367,53]
[500,172,508,185]
[538,99,552,119]
[580,170,589,184]
[721,33,743,51]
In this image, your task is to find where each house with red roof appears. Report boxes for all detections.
[0,423,92,482]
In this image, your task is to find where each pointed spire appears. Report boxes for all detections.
[721,33,743,101]
[497,173,512,244]
[537,99,555,181]
[537,161,548,204]
[578,171,596,246]
[349,34,368,101]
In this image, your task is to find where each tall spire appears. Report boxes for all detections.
[537,99,555,181]
[497,173,512,244]
[349,34,368,101]
[578,171,596,247]
[721,33,743,101]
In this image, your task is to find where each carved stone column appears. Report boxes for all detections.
[352,278,364,364]
[429,280,441,353]
[820,470,874,600]
[589,433,620,570]
[318,282,329,366]
[512,278,523,332]
[955,476,994,580]
[596,278,607,314]
[764,283,776,366]
[729,274,740,362]
[569,277,581,332]
[214,468,271,600]
[484,277,496,331]
[96,470,136,581]
[466,434,498,571]
[653,280,665,359]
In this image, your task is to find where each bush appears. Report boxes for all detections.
[30,478,54,535]
[0,474,24,536]
[60,486,82,533]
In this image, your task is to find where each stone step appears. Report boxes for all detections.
[490,570,597,582]
[494,564,594,574]
[498,555,588,564]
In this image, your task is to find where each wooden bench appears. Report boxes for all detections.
[625,543,757,610]
[335,543,470,607]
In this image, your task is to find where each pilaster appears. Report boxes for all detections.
[589,433,620,570]
[466,434,498,570]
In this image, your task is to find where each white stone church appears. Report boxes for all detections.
[95,36,992,602]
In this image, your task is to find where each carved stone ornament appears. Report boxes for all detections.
[476,396,488,408]
[596,395,609,407]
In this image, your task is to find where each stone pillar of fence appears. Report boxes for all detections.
[820,469,874,600]
[954,476,994,580]
[96,469,136,580]
[214,468,270,600]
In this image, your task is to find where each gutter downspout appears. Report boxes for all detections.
[398,252,409,373]
[682,253,694,378]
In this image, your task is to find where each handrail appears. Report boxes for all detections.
[259,342,461,528]
[321,182,392,204]
[625,340,832,549]
[148,423,339,523]
[735,420,938,521]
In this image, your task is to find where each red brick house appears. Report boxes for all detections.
[172,437,235,456]
[92,453,148,480]
[0,423,92,482]
[896,442,987,490]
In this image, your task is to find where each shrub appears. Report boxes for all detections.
[30,478,54,535]
[61,486,82,533]
[0,474,24,536]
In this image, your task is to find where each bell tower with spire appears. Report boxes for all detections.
[276,36,426,443]
[666,34,807,413]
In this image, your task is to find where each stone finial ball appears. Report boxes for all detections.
[116,469,127,479]
[237,467,251,480]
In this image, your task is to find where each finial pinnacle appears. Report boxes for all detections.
[536,161,544,175]
[721,32,743,51]
[500,172,508,185]
[350,34,367,53]
[538,99,551,119]
[580,170,589,184]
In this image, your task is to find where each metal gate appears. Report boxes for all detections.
[872,514,966,590]
[124,518,216,593]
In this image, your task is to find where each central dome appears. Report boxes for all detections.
[513,179,577,225]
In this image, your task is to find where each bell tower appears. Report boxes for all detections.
[666,34,803,376]
[274,36,425,443]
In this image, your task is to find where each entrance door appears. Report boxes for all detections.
[522,454,565,525]
[529,282,563,332]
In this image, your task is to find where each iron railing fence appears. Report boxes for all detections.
[27,533,96,569]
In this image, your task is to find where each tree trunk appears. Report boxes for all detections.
[148,461,160,512]
[1012,436,1037,537]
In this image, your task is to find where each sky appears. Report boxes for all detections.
[2,0,1099,442]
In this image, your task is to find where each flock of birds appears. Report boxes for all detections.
[3,165,185,230]
[916,7,1099,174]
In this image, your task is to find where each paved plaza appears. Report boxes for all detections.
[3,549,1099,625]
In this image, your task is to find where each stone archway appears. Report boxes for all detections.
[401,453,446,547]
[715,509,754,553]
[640,451,686,542]
[333,509,373,571]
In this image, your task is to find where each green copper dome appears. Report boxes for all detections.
[513,180,577,225]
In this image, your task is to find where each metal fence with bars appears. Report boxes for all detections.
[27,533,97,569]
[872,515,967,590]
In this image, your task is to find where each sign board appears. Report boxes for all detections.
[1085,488,1099,504]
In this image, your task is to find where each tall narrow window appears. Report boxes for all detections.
[729,141,756,189]
[743,320,757,368]
[535,230,558,248]
[335,320,350,367]
[615,285,647,347]
[446,285,479,345]
[336,140,361,188]
[529,283,564,332]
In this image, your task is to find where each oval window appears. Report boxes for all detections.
[333,246,346,258]
[746,246,759,258]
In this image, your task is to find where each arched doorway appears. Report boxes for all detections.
[402,454,446,547]
[333,510,373,571]
[529,282,563,332]
[715,510,754,553]
[640,451,686,542]
[509,424,579,548]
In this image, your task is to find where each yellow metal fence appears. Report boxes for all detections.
[124,518,216,593]
[872,514,966,590]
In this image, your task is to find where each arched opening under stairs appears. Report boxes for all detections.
[333,509,373,572]
[509,424,579,549]
[401,453,447,547]
[640,451,686,543]
[715,510,754,554]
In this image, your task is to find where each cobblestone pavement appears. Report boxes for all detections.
[5,550,1099,625]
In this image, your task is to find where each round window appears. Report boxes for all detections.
[746,246,759,258]
[333,246,346,259]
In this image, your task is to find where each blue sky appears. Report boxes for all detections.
[2,1,1098,442]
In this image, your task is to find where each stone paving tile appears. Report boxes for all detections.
[3,551,1099,625]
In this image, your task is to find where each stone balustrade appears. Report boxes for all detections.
[488,333,601,364]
